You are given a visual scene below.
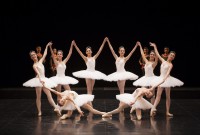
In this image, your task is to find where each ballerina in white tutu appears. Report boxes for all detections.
[102,79,165,120]
[72,38,107,106]
[23,41,60,117]
[133,41,158,104]
[49,40,78,101]
[42,83,106,120]
[149,42,184,117]
[105,37,139,95]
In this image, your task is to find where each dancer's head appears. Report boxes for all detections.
[53,48,57,54]
[58,98,65,106]
[36,46,41,53]
[118,46,125,57]
[143,47,149,54]
[57,50,63,60]
[167,51,176,62]
[29,50,38,61]
[86,46,92,57]
[149,50,156,61]
[145,90,154,98]
[164,46,170,54]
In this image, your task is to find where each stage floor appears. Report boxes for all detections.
[0,96,200,134]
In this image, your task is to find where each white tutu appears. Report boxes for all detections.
[73,70,107,80]
[106,71,138,81]
[133,76,158,87]
[116,93,153,110]
[23,77,57,88]
[151,76,184,87]
[60,91,94,110]
[49,76,78,85]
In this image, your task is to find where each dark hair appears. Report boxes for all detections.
[170,51,176,55]
[57,50,63,54]
[164,46,169,49]
[143,47,149,51]
[86,46,92,51]
[118,46,125,51]
[36,46,41,49]
[150,50,155,54]
[29,50,36,56]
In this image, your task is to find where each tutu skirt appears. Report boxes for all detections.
[61,93,94,110]
[151,76,184,87]
[116,93,153,110]
[49,76,78,85]
[133,76,158,87]
[106,71,138,81]
[73,70,107,80]
[23,77,57,88]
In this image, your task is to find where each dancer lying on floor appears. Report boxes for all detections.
[102,79,165,120]
[42,82,106,119]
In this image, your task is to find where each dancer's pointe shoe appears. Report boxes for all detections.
[166,112,173,117]
[150,108,157,117]
[54,108,61,116]
[136,115,142,120]
[38,112,42,117]
[60,114,70,120]
[101,112,107,115]
[102,114,112,118]
[102,117,112,121]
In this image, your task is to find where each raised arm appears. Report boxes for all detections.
[107,37,118,60]
[124,42,138,62]
[49,44,58,66]
[39,41,52,63]
[63,40,74,64]
[93,37,107,59]
[149,42,165,63]
[73,40,87,62]
[138,41,148,63]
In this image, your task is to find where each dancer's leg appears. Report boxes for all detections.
[165,87,173,117]
[35,87,42,116]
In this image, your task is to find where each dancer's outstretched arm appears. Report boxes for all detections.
[63,40,74,64]
[94,37,107,59]
[138,41,148,64]
[150,42,165,63]
[39,41,52,63]
[106,37,118,60]
[73,40,87,62]
[124,42,138,62]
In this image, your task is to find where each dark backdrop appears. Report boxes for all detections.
[0,0,199,88]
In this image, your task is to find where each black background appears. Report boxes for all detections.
[0,0,199,88]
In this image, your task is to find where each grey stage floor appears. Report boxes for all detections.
[0,86,200,135]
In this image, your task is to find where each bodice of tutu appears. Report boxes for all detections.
[116,58,125,72]
[36,62,45,78]
[56,62,66,77]
[144,63,154,77]
[86,57,95,71]
[160,61,170,77]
